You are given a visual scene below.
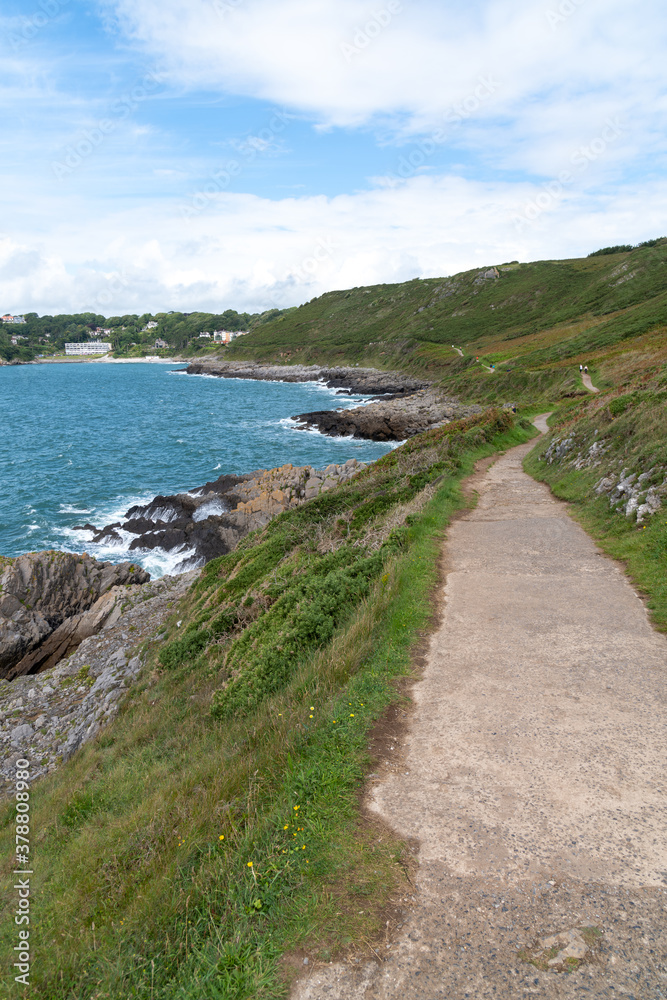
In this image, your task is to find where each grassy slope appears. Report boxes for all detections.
[1,411,536,1000]
[226,240,667,403]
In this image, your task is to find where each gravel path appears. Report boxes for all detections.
[582,373,599,393]
[294,416,667,999]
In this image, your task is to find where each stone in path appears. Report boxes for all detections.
[294,417,667,999]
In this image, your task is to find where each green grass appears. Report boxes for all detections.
[223,240,667,404]
[0,411,536,1000]
[525,389,667,630]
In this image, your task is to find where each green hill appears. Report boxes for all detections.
[227,239,667,402]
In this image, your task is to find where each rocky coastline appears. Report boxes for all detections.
[292,387,484,441]
[184,359,428,396]
[0,570,196,794]
[0,552,149,681]
[75,458,369,572]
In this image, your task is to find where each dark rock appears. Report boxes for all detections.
[292,389,483,442]
[0,552,149,680]
[184,360,428,396]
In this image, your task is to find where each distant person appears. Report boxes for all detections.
[584,365,588,374]
[579,364,583,373]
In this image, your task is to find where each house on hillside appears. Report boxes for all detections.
[198,331,211,338]
[2,314,26,324]
[154,338,169,349]
[213,330,249,344]
[143,321,158,331]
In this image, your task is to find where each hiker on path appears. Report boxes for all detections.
[579,364,583,373]
[584,365,588,374]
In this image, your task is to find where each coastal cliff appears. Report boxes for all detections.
[0,552,149,680]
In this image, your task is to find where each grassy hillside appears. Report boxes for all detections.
[227,240,667,403]
[0,410,535,1000]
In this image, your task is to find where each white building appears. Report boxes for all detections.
[65,342,112,355]
[143,321,159,331]
[2,314,26,324]
[198,331,211,338]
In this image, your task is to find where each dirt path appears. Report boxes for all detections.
[294,417,667,999]
[582,372,599,392]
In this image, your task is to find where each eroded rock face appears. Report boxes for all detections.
[292,388,484,441]
[0,571,196,792]
[0,552,149,680]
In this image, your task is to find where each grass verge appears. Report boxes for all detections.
[1,412,537,1000]
[524,389,667,631]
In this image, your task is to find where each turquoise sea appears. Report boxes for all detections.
[0,362,394,575]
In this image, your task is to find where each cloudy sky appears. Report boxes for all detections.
[1,0,666,315]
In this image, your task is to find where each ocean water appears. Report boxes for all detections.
[0,362,394,576]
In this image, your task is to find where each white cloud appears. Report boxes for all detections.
[2,172,667,315]
[105,0,667,162]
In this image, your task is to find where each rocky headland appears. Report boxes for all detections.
[78,458,369,570]
[0,552,149,681]
[292,387,484,441]
[184,359,428,396]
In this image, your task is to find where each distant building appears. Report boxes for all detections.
[143,321,159,331]
[65,342,112,355]
[154,338,169,349]
[213,329,249,344]
[198,331,211,338]
[11,335,27,345]
[93,326,112,335]
[2,314,26,324]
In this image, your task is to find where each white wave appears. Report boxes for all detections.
[59,504,93,515]
[213,463,221,470]
[125,504,179,524]
[192,499,227,522]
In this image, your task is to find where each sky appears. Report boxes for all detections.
[1,0,666,316]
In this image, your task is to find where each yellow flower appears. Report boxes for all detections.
[283,824,289,830]
[247,861,253,867]
[350,714,354,717]
[310,706,314,710]
[302,845,306,850]
[294,805,300,811]
[219,835,224,841]
[309,714,313,718]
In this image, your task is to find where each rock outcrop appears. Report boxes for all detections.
[0,552,149,681]
[79,460,367,571]
[0,571,196,793]
[292,388,484,441]
[184,359,428,396]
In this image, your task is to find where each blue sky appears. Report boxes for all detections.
[1,0,666,315]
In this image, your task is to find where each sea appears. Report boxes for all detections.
[0,362,395,576]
